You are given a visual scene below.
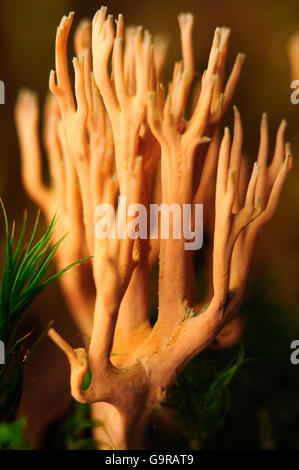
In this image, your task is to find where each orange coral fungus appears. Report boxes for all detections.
[15,7,292,449]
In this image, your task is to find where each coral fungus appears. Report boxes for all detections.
[15,7,292,449]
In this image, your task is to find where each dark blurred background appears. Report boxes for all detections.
[0,0,298,449]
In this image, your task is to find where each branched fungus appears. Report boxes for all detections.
[15,7,292,449]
